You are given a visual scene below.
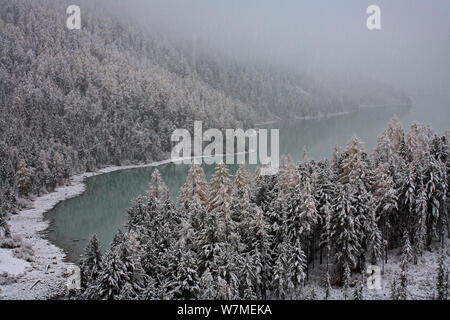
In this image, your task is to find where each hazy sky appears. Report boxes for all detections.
[120,0,450,97]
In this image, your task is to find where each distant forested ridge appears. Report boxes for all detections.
[77,118,448,300]
[0,0,409,228]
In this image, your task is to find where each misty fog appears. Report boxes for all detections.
[111,0,450,99]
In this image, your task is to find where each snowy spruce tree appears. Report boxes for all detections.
[80,235,103,290]
[435,249,448,300]
[172,245,200,299]
[331,185,360,282]
[396,231,412,300]
[372,162,398,265]
[231,165,252,223]
[71,115,448,301]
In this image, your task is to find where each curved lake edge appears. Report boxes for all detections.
[41,108,414,263]
[6,100,437,299]
[1,158,178,299]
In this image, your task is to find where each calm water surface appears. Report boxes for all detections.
[45,94,449,261]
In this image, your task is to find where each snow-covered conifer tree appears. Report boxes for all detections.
[80,235,103,289]
[147,168,169,202]
[331,185,360,280]
[15,159,31,197]
[342,262,351,300]
[172,246,200,299]
[178,163,209,210]
[397,231,412,300]
[435,249,448,300]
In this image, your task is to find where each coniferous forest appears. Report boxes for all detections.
[0,0,409,220]
[77,117,449,300]
[0,0,448,302]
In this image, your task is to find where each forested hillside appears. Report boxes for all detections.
[77,118,448,300]
[0,0,255,219]
[0,0,409,234]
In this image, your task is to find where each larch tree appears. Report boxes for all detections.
[147,168,169,203]
[178,163,209,210]
[15,159,31,197]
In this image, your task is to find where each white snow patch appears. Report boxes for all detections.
[302,238,449,300]
[0,159,177,300]
[0,248,30,276]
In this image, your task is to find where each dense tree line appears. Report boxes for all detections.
[78,118,449,300]
[0,0,412,228]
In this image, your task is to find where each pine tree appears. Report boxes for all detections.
[413,180,427,261]
[299,178,318,235]
[80,235,103,289]
[94,249,129,300]
[216,241,241,299]
[353,279,363,300]
[289,237,307,293]
[208,163,235,243]
[231,165,252,223]
[178,163,209,210]
[199,209,221,274]
[339,136,372,271]
[15,159,31,197]
[339,135,370,188]
[198,269,218,300]
[271,237,291,299]
[373,115,405,166]
[331,185,360,279]
[342,262,351,300]
[186,194,207,237]
[372,162,398,266]
[436,249,448,300]
[390,278,399,300]
[110,229,126,250]
[147,169,169,202]
[242,192,271,299]
[239,253,256,299]
[424,154,447,248]
[172,246,200,299]
[233,165,252,198]
[208,162,232,215]
[397,231,412,300]
[367,207,383,265]
[319,165,334,293]
[402,231,413,262]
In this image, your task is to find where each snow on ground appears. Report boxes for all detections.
[0,248,31,276]
[0,160,174,300]
[0,158,448,300]
[0,155,247,299]
[302,239,449,300]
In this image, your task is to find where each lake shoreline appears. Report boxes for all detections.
[0,102,428,299]
[0,152,247,299]
[0,159,176,299]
